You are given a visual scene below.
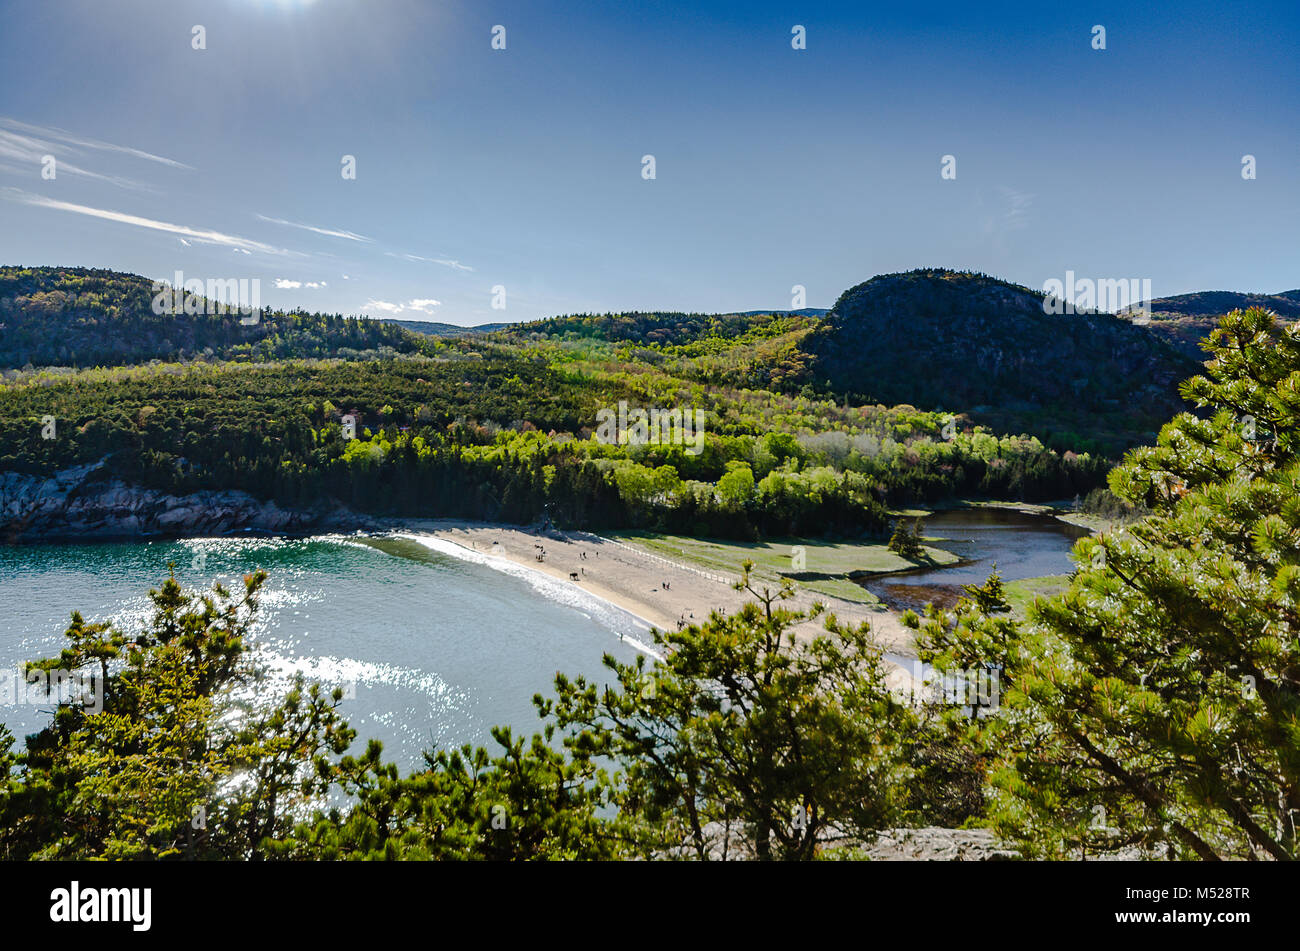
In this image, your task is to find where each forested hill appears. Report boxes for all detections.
[1145,288,1300,316]
[384,318,511,337]
[4,263,1266,453]
[793,269,1199,448]
[503,310,821,347]
[1130,289,1300,361]
[0,266,436,368]
[487,272,1207,451]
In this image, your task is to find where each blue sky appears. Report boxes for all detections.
[1,0,1297,325]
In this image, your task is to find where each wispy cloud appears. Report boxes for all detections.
[257,214,372,243]
[1,188,289,255]
[981,185,1035,236]
[0,129,148,190]
[0,117,192,170]
[387,251,474,272]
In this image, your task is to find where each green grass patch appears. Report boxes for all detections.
[606,532,960,605]
[1002,574,1070,618]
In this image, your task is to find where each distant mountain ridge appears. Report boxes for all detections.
[0,265,824,360]
[499,309,821,347]
[3,264,1288,453]
[1123,289,1300,361]
[383,309,829,340]
[380,318,511,338]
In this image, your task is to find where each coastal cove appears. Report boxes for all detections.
[0,0,1291,877]
[0,506,1091,774]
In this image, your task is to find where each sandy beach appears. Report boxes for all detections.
[399,519,919,662]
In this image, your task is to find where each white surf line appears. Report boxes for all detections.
[393,532,665,661]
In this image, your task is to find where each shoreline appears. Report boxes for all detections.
[395,527,668,634]
[5,512,936,663]
[397,518,920,658]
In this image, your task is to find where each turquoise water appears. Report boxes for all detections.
[0,511,1089,772]
[0,533,647,772]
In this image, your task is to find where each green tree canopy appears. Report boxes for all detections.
[543,563,917,859]
[911,307,1300,860]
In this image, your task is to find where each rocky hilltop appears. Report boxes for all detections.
[796,269,1199,450]
[0,459,367,543]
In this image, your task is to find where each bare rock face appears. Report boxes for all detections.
[862,827,1159,861]
[864,827,1020,861]
[0,459,368,542]
[664,822,1024,861]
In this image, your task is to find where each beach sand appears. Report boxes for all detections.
[400,520,919,665]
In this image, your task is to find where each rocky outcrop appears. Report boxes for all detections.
[864,827,1020,861]
[0,459,370,542]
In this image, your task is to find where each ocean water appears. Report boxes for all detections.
[0,533,647,772]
